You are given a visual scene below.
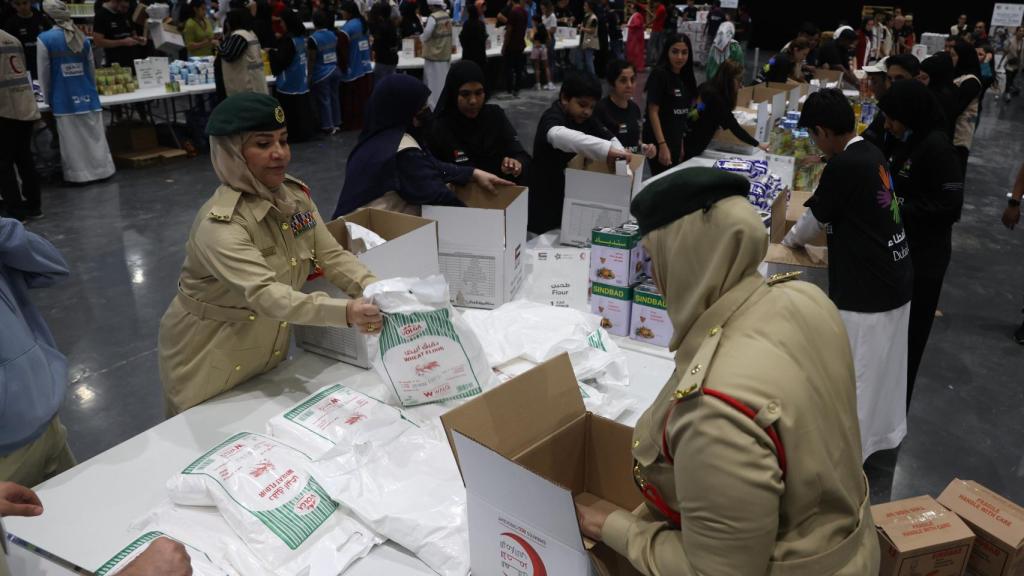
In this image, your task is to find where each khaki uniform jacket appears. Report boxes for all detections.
[222,29,269,97]
[603,274,880,575]
[0,30,41,122]
[158,176,376,414]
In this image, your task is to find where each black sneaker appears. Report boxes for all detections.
[1015,321,1024,345]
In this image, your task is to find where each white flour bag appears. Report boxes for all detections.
[166,432,379,576]
[95,531,231,576]
[267,384,413,458]
[365,275,497,406]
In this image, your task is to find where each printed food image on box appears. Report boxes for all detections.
[630,283,671,348]
[590,282,633,337]
[590,225,644,288]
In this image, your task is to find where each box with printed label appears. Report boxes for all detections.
[937,479,1024,576]
[872,495,976,576]
[560,153,645,247]
[589,224,645,287]
[630,283,671,348]
[440,354,644,576]
[294,208,439,368]
[422,184,528,309]
[590,282,633,337]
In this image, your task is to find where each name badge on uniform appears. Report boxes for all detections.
[453,150,469,163]
[618,123,628,134]
[673,88,682,97]
[62,62,84,77]
[359,40,370,51]
[324,52,337,63]
[290,210,317,237]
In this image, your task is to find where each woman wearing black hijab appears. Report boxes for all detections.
[459,4,488,72]
[332,74,510,218]
[948,39,982,173]
[919,52,958,140]
[877,80,964,408]
[427,61,532,184]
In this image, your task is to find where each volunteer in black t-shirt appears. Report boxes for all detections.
[758,37,810,84]
[685,59,763,160]
[644,33,696,175]
[594,60,655,157]
[817,27,858,86]
[528,72,628,233]
[783,89,913,459]
[2,0,51,78]
[93,0,144,69]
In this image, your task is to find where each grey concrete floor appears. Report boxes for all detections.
[19,81,1024,506]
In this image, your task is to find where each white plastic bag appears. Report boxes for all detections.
[461,300,629,387]
[166,432,379,576]
[266,384,413,459]
[94,531,232,576]
[365,275,497,406]
[344,222,386,254]
[316,427,470,576]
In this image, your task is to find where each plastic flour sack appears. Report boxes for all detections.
[266,383,414,458]
[365,275,496,406]
[166,432,378,576]
[95,531,230,576]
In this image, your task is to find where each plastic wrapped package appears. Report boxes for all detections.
[365,275,498,406]
[166,432,380,576]
[94,530,235,576]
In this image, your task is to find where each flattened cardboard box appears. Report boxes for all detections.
[440,354,644,576]
[872,495,976,576]
[561,153,645,247]
[422,184,528,309]
[294,208,439,368]
[938,479,1024,576]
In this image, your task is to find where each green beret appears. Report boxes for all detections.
[206,92,287,136]
[630,167,750,236]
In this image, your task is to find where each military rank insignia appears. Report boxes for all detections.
[290,210,317,237]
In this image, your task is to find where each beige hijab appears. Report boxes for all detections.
[644,196,768,374]
[210,133,300,215]
[43,0,86,53]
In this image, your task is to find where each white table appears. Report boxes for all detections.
[6,337,674,574]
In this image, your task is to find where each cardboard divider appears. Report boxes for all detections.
[513,415,588,495]
[584,416,641,511]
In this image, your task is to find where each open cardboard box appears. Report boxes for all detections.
[293,208,439,368]
[814,68,845,84]
[560,153,645,247]
[872,495,975,576]
[441,354,644,576]
[422,184,528,309]
[782,189,827,246]
[938,479,1024,576]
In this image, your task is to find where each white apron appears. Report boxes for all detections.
[56,112,116,183]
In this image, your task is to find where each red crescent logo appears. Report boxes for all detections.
[8,55,23,75]
[500,532,548,576]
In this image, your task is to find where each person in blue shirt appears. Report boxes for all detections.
[268,6,315,142]
[0,217,76,487]
[338,1,373,131]
[308,10,342,135]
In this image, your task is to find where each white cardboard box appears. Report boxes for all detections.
[293,209,439,368]
[560,153,645,247]
[148,21,184,54]
[422,184,528,309]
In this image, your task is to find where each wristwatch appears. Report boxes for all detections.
[1009,193,1021,208]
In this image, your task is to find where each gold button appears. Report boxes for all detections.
[289,258,297,266]
[280,321,288,328]
[767,402,778,413]
[281,222,290,231]
[273,350,281,356]
[632,440,640,448]
[248,314,256,321]
[690,363,703,375]
[674,390,685,399]
[234,365,241,371]
[709,327,720,336]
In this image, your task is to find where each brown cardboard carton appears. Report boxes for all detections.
[783,189,828,246]
[764,243,828,269]
[107,122,158,153]
[441,354,643,576]
[938,479,1024,576]
[815,68,845,83]
[872,495,976,576]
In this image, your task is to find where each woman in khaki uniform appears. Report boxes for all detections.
[575,167,880,575]
[159,93,381,415]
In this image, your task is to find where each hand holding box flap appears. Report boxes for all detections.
[938,479,1024,576]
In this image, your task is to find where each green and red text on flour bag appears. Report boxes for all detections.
[365,276,497,407]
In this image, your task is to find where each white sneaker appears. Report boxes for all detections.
[546,82,556,90]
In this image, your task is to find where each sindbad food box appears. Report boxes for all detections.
[590,282,632,337]
[630,282,671,348]
[589,224,645,288]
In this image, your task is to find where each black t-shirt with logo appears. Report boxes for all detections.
[643,66,692,163]
[807,139,913,313]
[2,11,51,77]
[94,6,136,69]
[595,96,642,153]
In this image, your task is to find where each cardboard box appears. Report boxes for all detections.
[107,122,158,153]
[630,282,670,347]
[872,495,976,576]
[784,189,828,246]
[710,115,758,154]
[560,153,645,247]
[440,354,644,576]
[938,479,1024,576]
[814,68,844,84]
[293,209,439,368]
[148,21,184,53]
[590,282,633,337]
[589,224,644,287]
[422,184,528,309]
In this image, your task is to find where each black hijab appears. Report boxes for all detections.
[877,79,946,137]
[435,60,487,118]
[432,60,512,164]
[333,74,431,218]
[952,39,981,77]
